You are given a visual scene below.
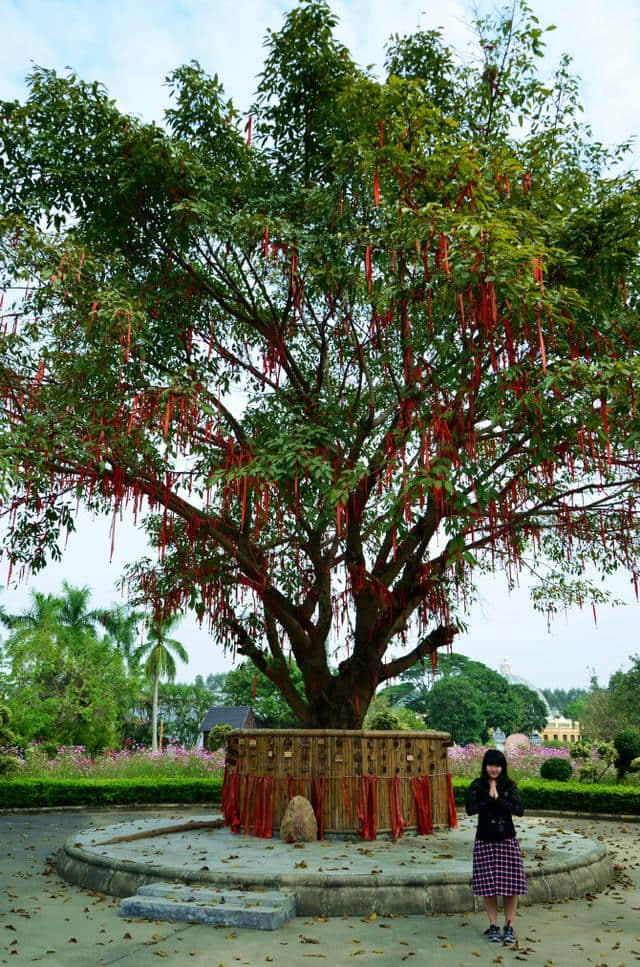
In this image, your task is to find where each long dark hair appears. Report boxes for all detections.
[480,748,509,791]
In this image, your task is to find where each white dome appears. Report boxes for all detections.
[498,661,551,716]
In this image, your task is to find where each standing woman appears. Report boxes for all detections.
[465,749,527,944]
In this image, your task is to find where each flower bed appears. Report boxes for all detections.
[448,743,575,781]
[9,742,224,780]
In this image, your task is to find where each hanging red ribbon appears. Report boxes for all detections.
[365,245,373,292]
[241,775,256,835]
[251,673,258,702]
[224,768,242,833]
[536,310,547,374]
[252,776,274,838]
[446,773,458,829]
[388,777,407,842]
[357,776,378,840]
[341,777,352,818]
[410,775,433,835]
[221,764,229,818]
[253,776,264,837]
[373,169,380,207]
[311,778,327,840]
[228,769,242,834]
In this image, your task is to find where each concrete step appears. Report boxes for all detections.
[119,882,295,930]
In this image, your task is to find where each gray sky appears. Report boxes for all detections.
[2,0,639,691]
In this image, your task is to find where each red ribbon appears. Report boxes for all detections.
[410,775,433,835]
[341,777,352,818]
[287,773,295,800]
[388,776,407,842]
[357,776,378,840]
[373,169,380,207]
[446,773,458,829]
[252,776,274,839]
[311,778,327,840]
[223,767,242,834]
[241,775,256,836]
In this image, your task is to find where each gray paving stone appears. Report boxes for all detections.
[119,883,295,929]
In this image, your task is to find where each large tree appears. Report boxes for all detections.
[1,2,639,728]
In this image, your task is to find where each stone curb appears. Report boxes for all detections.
[3,803,639,821]
[55,832,613,916]
[0,802,218,815]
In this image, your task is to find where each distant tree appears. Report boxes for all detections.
[145,681,217,746]
[390,652,543,737]
[0,705,19,775]
[0,587,136,752]
[193,672,228,702]
[134,616,189,751]
[219,660,305,728]
[97,604,144,673]
[580,658,640,741]
[424,677,484,744]
[509,683,547,733]
[541,687,587,716]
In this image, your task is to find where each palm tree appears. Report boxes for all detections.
[134,616,188,751]
[0,590,63,640]
[97,604,144,672]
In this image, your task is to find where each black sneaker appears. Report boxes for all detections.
[484,924,501,942]
[502,922,515,944]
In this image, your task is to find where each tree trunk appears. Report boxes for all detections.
[302,670,376,729]
[151,671,159,752]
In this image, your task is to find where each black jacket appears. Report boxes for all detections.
[465,778,524,841]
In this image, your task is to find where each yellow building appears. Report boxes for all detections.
[540,717,581,745]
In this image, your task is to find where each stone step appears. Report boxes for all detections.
[137,882,294,910]
[119,883,295,930]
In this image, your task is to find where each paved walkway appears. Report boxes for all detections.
[1,808,639,966]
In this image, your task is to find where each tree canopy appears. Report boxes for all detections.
[382,651,547,741]
[0,586,138,752]
[1,0,639,727]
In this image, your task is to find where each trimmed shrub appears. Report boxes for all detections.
[540,758,573,782]
[368,709,402,730]
[613,729,640,781]
[206,724,232,752]
[0,776,223,809]
[452,776,640,815]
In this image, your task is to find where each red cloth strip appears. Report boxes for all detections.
[357,776,378,840]
[446,773,458,829]
[311,778,327,840]
[241,775,256,836]
[341,777,352,818]
[388,776,407,842]
[410,775,433,835]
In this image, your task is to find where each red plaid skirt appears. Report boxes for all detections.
[472,837,527,896]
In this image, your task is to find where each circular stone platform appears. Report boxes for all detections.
[56,811,612,916]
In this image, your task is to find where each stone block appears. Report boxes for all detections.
[280,795,317,842]
[119,888,295,930]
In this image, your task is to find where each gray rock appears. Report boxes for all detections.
[279,795,318,843]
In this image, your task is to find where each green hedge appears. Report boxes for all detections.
[0,776,223,809]
[452,776,640,815]
[2,774,639,815]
